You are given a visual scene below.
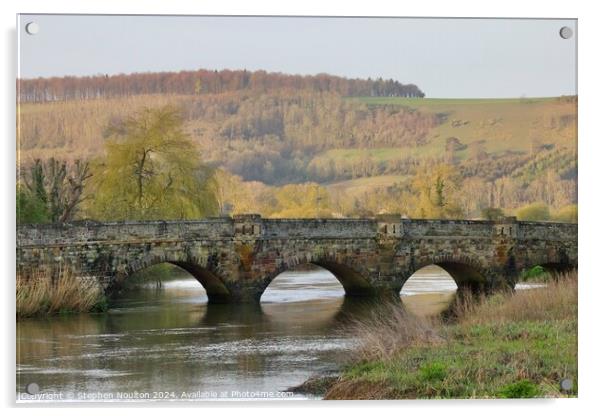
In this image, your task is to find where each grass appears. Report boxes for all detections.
[16,268,107,318]
[323,271,577,399]
[349,96,577,157]
[326,174,409,196]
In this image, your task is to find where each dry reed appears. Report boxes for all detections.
[454,271,577,325]
[348,301,443,363]
[16,268,105,318]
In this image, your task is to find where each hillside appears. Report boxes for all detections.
[17,73,577,221]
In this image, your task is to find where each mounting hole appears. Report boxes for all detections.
[25,382,40,395]
[25,22,39,35]
[559,26,573,40]
[559,378,573,391]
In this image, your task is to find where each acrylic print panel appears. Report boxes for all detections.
[16,15,577,402]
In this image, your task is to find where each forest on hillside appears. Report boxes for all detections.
[18,68,425,102]
[17,69,577,223]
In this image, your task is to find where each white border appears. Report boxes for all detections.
[2,1,601,415]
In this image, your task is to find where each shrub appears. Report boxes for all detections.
[516,202,550,221]
[520,265,549,281]
[481,207,506,221]
[499,380,540,398]
[552,204,577,223]
[16,185,50,224]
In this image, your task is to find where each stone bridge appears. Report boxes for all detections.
[16,215,577,303]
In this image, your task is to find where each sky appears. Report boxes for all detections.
[17,15,577,98]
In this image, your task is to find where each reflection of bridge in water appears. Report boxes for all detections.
[17,214,577,303]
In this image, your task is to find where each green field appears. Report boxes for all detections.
[347,96,576,157]
[326,175,408,197]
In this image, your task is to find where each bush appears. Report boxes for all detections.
[552,204,577,223]
[516,202,550,221]
[520,265,548,281]
[481,207,506,221]
[16,186,49,224]
[499,380,540,398]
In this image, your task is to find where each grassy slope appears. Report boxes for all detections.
[324,273,577,399]
[326,175,408,198]
[317,96,576,193]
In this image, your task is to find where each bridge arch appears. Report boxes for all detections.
[520,247,577,281]
[112,255,232,303]
[520,261,577,283]
[404,255,489,292]
[258,256,376,302]
[536,262,576,274]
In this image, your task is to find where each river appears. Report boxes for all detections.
[15,266,535,402]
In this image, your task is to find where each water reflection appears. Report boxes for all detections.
[17,266,462,401]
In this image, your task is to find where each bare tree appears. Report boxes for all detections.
[23,158,92,223]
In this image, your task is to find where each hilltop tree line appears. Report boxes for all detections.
[18,68,425,103]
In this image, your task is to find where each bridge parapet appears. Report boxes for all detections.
[401,219,496,238]
[233,214,262,238]
[260,218,376,239]
[17,219,236,247]
[376,214,403,237]
[493,217,518,238]
[17,217,577,246]
[16,216,577,303]
[519,221,578,240]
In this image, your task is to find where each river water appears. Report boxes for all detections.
[16,266,526,402]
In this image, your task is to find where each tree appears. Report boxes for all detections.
[20,158,91,223]
[411,163,464,219]
[89,105,218,220]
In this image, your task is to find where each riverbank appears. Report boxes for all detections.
[303,272,577,399]
[16,269,107,318]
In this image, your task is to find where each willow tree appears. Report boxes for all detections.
[89,105,218,220]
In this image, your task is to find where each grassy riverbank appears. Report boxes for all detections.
[320,272,577,399]
[16,269,107,318]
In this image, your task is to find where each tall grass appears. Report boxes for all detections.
[348,302,443,363]
[16,268,106,318]
[453,271,577,325]
[349,271,576,363]
[325,271,578,399]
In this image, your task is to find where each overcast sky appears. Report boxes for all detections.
[18,15,576,98]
